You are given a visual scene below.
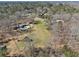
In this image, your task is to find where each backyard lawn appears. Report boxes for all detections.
[28,18,51,48]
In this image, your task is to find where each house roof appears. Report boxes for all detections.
[17,23,31,31]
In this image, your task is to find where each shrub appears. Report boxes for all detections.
[62,45,79,57]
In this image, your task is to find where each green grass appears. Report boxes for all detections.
[16,41,26,50]
[0,48,7,57]
[28,18,51,47]
[62,45,79,57]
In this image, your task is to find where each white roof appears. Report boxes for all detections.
[56,20,64,23]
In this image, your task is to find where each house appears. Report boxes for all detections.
[14,23,33,31]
